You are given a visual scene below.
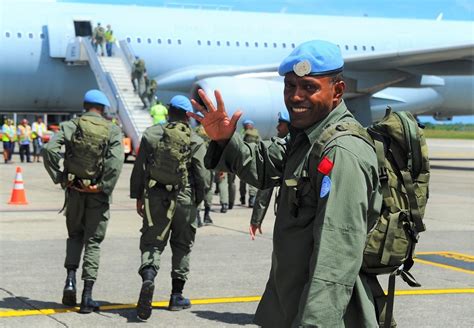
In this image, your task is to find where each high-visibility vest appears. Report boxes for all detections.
[2,124,11,141]
[17,125,32,144]
[32,122,47,139]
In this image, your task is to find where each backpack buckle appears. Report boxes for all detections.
[379,167,388,181]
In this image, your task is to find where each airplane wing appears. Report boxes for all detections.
[156,43,474,91]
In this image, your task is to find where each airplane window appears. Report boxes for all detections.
[29,33,33,39]
[273,42,277,48]
[157,38,162,44]
[291,43,295,48]
[354,45,358,50]
[197,40,201,45]
[5,32,10,38]
[217,41,221,46]
[226,41,230,46]
[127,37,131,43]
[282,43,286,48]
[147,38,151,44]
[178,39,182,45]
[345,45,349,50]
[264,42,268,48]
[371,46,375,51]
[254,42,258,47]
[40,33,45,39]
[17,32,22,38]
[168,39,172,44]
[245,42,249,47]
[207,40,211,46]
[137,37,141,43]
[362,45,366,51]
[236,41,240,47]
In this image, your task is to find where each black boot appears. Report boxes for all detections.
[228,202,234,210]
[196,210,203,228]
[79,280,100,314]
[220,203,228,213]
[203,206,213,225]
[168,279,191,311]
[240,196,246,205]
[62,269,76,306]
[136,267,156,321]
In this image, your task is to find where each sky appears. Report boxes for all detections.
[58,0,473,123]
[59,0,474,20]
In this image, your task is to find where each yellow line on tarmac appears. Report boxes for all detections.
[414,258,474,275]
[416,251,474,260]
[0,291,473,318]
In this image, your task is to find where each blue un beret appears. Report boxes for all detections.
[83,89,110,107]
[278,40,344,77]
[170,95,193,113]
[242,119,255,126]
[278,111,290,124]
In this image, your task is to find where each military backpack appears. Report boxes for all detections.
[95,26,105,42]
[307,108,429,328]
[147,122,192,189]
[65,115,111,181]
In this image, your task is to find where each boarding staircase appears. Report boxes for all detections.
[65,37,152,153]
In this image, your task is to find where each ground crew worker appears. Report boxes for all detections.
[2,118,13,164]
[104,24,115,57]
[42,89,124,314]
[8,119,17,162]
[190,40,382,327]
[92,22,106,56]
[149,100,168,125]
[239,119,260,207]
[130,95,207,320]
[17,119,32,163]
[249,111,290,240]
[32,116,47,163]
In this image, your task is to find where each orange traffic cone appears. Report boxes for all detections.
[8,166,28,205]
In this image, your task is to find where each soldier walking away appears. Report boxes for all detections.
[92,22,106,56]
[32,116,47,163]
[42,89,124,314]
[239,119,260,207]
[130,95,207,320]
[249,111,290,240]
[190,40,383,327]
[17,119,32,163]
[131,56,147,100]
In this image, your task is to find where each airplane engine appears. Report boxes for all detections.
[191,77,286,139]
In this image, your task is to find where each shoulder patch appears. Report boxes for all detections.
[317,156,334,175]
[320,176,331,198]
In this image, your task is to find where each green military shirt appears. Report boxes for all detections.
[130,123,208,206]
[205,101,382,327]
[42,111,124,197]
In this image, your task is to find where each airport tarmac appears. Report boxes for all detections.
[0,138,473,327]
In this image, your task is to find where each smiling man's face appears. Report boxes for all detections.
[283,72,345,129]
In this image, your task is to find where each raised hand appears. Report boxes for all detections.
[188,89,242,142]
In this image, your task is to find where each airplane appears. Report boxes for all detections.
[0,0,473,140]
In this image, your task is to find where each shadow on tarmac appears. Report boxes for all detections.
[108,306,169,323]
[191,310,254,326]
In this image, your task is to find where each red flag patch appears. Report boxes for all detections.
[317,156,334,175]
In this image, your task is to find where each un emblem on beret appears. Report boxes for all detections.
[293,60,312,77]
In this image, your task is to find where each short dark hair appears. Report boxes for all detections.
[329,72,344,84]
[83,102,105,111]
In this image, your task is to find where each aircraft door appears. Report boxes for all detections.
[74,21,92,37]
[47,16,76,58]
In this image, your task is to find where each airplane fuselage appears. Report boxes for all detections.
[0,1,472,120]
